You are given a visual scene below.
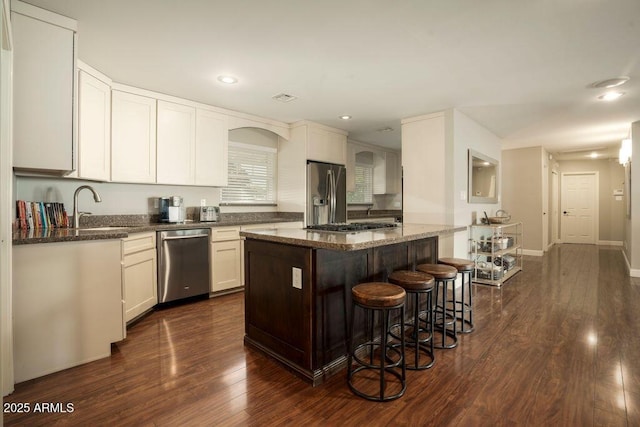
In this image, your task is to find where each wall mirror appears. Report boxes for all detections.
[468,149,499,204]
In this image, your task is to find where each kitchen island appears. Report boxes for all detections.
[241,223,466,385]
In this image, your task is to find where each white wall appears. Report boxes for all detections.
[15,176,224,215]
[624,121,640,276]
[451,110,502,258]
[402,109,502,258]
[1,0,13,397]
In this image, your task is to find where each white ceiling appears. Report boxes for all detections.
[22,0,640,155]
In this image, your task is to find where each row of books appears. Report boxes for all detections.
[16,200,69,229]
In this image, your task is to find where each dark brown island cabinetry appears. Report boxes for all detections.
[243,226,457,386]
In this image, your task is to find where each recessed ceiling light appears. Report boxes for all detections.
[377,127,394,132]
[598,91,625,101]
[590,76,630,89]
[339,115,352,120]
[589,152,598,158]
[217,75,238,84]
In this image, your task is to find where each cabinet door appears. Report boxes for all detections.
[374,151,400,194]
[157,100,196,185]
[123,248,157,322]
[195,109,228,186]
[346,143,356,192]
[385,151,400,194]
[12,11,75,172]
[308,127,347,165]
[211,240,242,292]
[111,90,157,183]
[78,70,111,181]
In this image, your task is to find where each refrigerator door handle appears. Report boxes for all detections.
[325,170,332,224]
[331,171,337,223]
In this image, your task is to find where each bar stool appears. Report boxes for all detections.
[347,282,407,401]
[388,270,435,370]
[439,257,475,333]
[416,263,458,349]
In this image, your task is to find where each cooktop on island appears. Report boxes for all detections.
[306,222,398,233]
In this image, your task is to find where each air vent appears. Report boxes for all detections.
[272,93,298,103]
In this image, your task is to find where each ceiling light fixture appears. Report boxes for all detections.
[339,115,352,120]
[619,138,632,165]
[217,75,238,84]
[377,127,394,132]
[598,91,625,101]
[590,76,630,89]
[589,152,598,159]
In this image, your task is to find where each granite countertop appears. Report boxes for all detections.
[347,209,402,220]
[241,223,467,251]
[12,214,303,245]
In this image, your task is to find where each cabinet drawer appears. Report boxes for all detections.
[122,232,156,255]
[211,226,241,242]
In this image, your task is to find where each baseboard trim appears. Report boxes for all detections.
[522,249,544,256]
[622,250,640,277]
[597,240,623,246]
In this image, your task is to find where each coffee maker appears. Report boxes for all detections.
[159,196,185,223]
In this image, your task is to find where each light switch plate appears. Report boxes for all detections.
[292,267,302,289]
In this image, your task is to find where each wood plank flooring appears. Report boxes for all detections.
[4,244,640,426]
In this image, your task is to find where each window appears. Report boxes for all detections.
[347,164,373,204]
[221,141,277,205]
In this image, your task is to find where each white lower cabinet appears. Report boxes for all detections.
[13,240,123,383]
[122,232,157,323]
[211,226,242,292]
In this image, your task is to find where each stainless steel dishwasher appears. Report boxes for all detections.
[157,228,210,303]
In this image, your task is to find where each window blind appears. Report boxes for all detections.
[221,142,277,204]
[347,164,373,204]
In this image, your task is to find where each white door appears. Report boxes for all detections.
[551,171,559,244]
[542,159,549,250]
[561,173,597,244]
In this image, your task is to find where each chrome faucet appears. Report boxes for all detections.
[73,185,102,228]
[367,206,373,216]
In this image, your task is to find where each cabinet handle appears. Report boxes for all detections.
[161,234,209,240]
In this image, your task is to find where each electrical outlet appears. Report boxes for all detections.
[292,267,302,289]
[200,199,206,206]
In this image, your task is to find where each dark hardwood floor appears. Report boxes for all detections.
[4,244,640,426]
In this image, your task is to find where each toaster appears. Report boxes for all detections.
[200,206,219,222]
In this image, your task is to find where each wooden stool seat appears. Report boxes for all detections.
[438,257,474,272]
[388,270,435,291]
[352,282,406,308]
[416,263,458,279]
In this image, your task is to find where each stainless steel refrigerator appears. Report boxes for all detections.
[307,160,347,226]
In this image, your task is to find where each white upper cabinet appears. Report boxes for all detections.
[307,126,347,165]
[346,143,357,192]
[12,1,76,174]
[373,151,400,194]
[111,90,157,183]
[156,100,196,185]
[196,108,228,186]
[77,67,111,181]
